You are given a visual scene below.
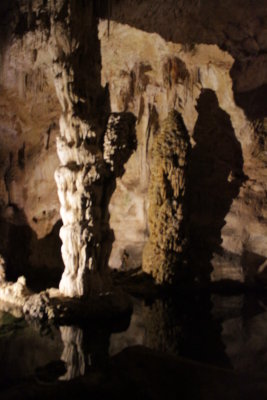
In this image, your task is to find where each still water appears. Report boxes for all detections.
[1,293,267,387]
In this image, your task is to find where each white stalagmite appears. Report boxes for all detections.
[49,1,106,297]
[49,1,136,297]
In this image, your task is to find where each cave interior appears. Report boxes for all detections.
[0,1,267,399]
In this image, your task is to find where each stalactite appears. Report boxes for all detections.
[142,110,191,284]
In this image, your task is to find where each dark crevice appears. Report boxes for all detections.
[233,84,267,120]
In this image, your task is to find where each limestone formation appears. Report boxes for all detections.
[0,276,31,308]
[48,1,108,298]
[103,113,136,177]
[49,1,136,298]
[0,0,267,289]
[142,110,191,284]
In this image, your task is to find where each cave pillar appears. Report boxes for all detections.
[49,1,135,298]
[142,110,191,284]
[49,1,108,297]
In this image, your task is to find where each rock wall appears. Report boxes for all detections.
[99,12,267,285]
[0,1,63,286]
[0,0,266,288]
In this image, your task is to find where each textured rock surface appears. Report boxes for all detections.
[0,1,63,283]
[100,16,267,284]
[0,0,267,287]
[49,0,109,297]
[142,110,191,284]
[47,1,136,297]
[0,17,60,238]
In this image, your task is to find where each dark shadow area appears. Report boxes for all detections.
[26,220,64,292]
[233,84,267,120]
[0,0,17,49]
[186,89,246,283]
[0,208,64,291]
[3,291,267,398]
[99,112,137,274]
[141,295,231,369]
[241,250,266,285]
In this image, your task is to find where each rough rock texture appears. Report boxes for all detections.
[142,110,191,284]
[49,1,136,297]
[0,1,63,284]
[0,276,31,307]
[0,0,267,287]
[99,13,267,284]
[49,1,110,297]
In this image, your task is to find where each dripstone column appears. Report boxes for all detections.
[50,1,108,297]
[49,1,136,297]
[142,110,191,284]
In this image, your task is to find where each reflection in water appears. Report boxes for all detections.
[59,324,111,381]
[109,301,146,356]
[59,326,86,381]
[110,294,267,374]
[220,296,267,373]
[0,313,63,386]
[110,296,229,368]
[1,293,267,386]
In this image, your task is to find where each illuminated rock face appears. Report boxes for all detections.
[48,1,107,297]
[0,0,267,290]
[142,111,191,284]
[49,2,136,297]
[54,111,135,297]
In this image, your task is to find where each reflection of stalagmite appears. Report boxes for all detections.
[59,326,86,381]
[142,110,191,284]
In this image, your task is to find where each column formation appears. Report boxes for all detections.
[49,1,136,297]
[50,1,107,297]
[142,110,191,284]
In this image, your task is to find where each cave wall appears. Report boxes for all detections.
[0,1,64,285]
[0,0,266,286]
[100,18,267,284]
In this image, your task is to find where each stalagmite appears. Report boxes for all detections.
[49,1,107,297]
[142,110,191,284]
[49,2,136,297]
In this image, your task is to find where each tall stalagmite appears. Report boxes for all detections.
[49,1,136,297]
[50,1,109,297]
[142,110,191,284]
